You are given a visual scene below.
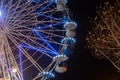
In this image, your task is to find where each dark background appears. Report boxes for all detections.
[55,0,120,80]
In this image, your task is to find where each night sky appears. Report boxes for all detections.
[55,0,120,80]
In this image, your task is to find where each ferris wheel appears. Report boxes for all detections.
[0,0,77,80]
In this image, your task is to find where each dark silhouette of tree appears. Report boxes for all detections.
[87,0,120,71]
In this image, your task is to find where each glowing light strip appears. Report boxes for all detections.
[0,11,1,16]
[18,45,24,80]
[36,0,55,13]
[39,14,63,21]
[37,21,65,29]
[19,44,57,55]
[33,29,58,53]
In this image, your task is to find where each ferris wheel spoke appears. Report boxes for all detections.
[36,0,54,13]
[36,22,64,29]
[9,20,58,29]
[7,33,44,72]
[34,29,65,46]
[12,30,65,49]
[8,32,57,59]
[0,35,22,79]
[0,60,20,80]
[44,60,57,71]
[12,26,65,41]
[5,0,52,24]
[0,0,74,79]
[7,33,43,65]
[37,29,65,38]
[39,14,63,21]
[22,51,44,71]
[4,36,22,80]
[33,29,58,53]
[10,24,34,30]
[4,0,24,22]
[19,47,44,72]
[20,44,57,55]
[9,31,56,53]
[38,8,57,15]
[6,33,23,60]
[5,2,34,24]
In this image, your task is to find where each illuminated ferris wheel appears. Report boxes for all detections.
[0,0,77,80]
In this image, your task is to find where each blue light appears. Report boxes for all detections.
[28,0,40,2]
[36,0,54,13]
[18,45,24,80]
[42,71,55,78]
[0,11,2,17]
[39,14,63,21]
[37,21,65,29]
[19,44,57,55]
[33,29,58,53]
